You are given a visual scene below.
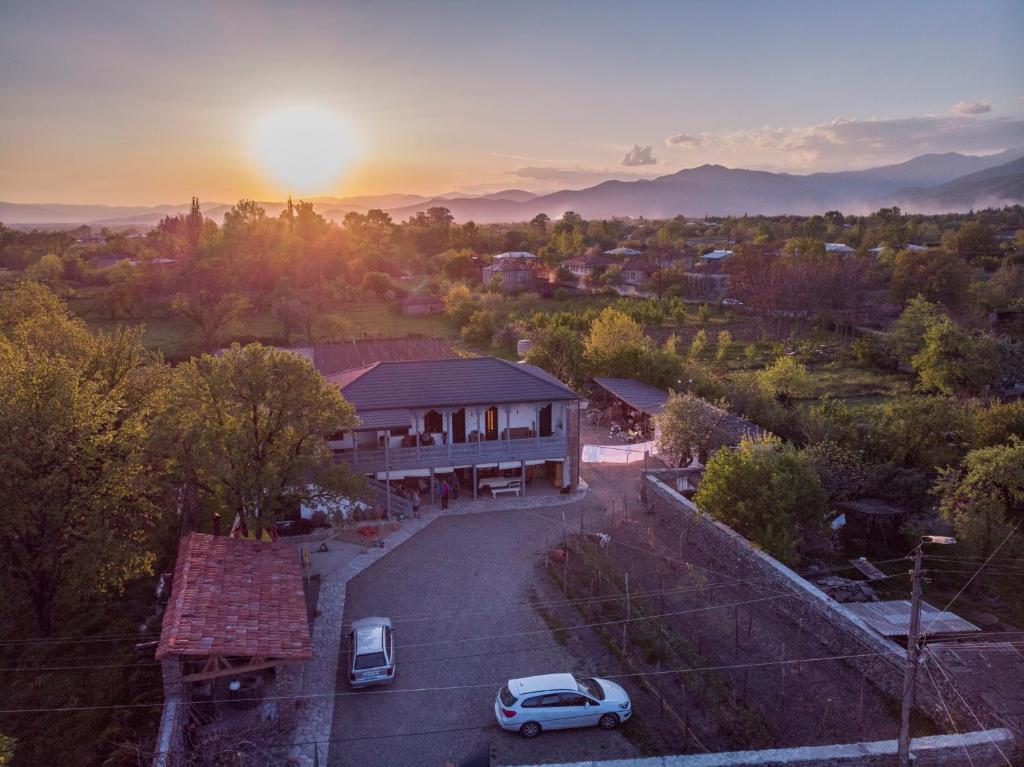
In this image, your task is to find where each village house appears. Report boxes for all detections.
[620,256,659,287]
[327,357,581,497]
[481,258,538,293]
[559,253,614,282]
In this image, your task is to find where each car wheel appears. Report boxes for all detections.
[519,721,541,738]
[598,713,619,730]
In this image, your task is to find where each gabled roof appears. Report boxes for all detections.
[486,259,536,272]
[328,357,578,411]
[302,339,456,376]
[493,251,537,260]
[156,533,312,661]
[604,247,643,256]
[700,249,734,260]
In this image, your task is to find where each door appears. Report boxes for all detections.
[539,404,553,437]
[451,408,466,443]
[485,406,498,441]
[556,693,596,728]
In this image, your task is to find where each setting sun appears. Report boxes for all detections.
[251,105,356,194]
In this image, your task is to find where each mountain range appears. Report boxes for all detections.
[3,150,1022,228]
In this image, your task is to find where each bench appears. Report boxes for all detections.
[492,485,521,498]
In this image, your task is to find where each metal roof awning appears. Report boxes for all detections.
[845,600,981,638]
[591,377,669,416]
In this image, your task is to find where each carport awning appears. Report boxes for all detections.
[592,378,669,416]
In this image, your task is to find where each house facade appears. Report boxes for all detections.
[327,357,581,495]
[481,259,538,293]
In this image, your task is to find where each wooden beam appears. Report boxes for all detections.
[182,656,284,683]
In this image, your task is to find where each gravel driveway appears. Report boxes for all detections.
[328,504,637,767]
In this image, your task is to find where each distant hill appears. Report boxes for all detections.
[3,150,1022,227]
[887,156,1024,211]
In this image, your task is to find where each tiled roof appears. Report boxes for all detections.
[327,357,577,411]
[622,257,658,273]
[156,533,312,661]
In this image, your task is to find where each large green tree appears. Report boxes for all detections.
[934,438,1024,565]
[694,436,827,565]
[157,343,362,536]
[0,283,168,634]
[912,317,1001,396]
[656,392,729,467]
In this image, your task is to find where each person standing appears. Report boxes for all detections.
[441,478,451,510]
[411,489,421,519]
[451,472,460,501]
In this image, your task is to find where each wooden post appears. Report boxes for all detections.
[622,573,630,655]
[520,459,526,497]
[429,466,435,505]
[413,410,420,459]
[472,464,477,499]
[384,429,392,519]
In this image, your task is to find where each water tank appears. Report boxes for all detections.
[517,339,534,358]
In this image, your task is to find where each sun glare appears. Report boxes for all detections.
[251,106,355,194]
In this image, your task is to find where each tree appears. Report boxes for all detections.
[656,392,728,467]
[443,283,479,327]
[26,253,64,287]
[694,436,827,565]
[945,220,998,261]
[584,307,650,374]
[270,294,314,344]
[0,733,13,767]
[889,295,944,366]
[912,317,1001,396]
[360,270,393,299]
[889,249,970,308]
[0,284,167,634]
[758,355,812,403]
[689,328,708,359]
[934,438,1024,566]
[157,344,361,537]
[715,330,733,362]
[460,309,499,346]
[524,325,587,390]
[172,288,250,352]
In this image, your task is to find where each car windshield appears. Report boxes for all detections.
[576,676,603,700]
[499,685,517,707]
[354,651,387,670]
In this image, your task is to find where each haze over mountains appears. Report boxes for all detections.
[3,150,1022,228]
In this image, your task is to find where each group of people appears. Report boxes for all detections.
[394,472,461,518]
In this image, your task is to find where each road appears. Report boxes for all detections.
[327,500,637,767]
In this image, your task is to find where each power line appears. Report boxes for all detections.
[923,661,976,767]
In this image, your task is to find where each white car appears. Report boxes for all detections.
[347,617,396,688]
[494,673,631,738]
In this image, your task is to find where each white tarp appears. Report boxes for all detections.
[581,440,658,464]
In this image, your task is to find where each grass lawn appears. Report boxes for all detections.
[74,298,458,360]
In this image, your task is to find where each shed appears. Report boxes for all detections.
[157,533,311,682]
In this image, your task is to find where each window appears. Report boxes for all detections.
[576,677,604,700]
[423,410,443,433]
[558,694,588,706]
[499,686,517,707]
[353,651,387,670]
[521,696,542,709]
[485,407,498,432]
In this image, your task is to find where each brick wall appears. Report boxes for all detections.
[642,471,995,733]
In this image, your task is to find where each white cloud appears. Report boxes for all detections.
[621,144,657,166]
[662,114,1024,171]
[666,133,703,147]
[952,99,992,115]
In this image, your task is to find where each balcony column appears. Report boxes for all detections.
[534,403,541,450]
[476,407,482,455]
[383,429,392,518]
[413,410,420,459]
[505,406,512,447]
[520,459,526,497]
[472,464,477,499]
[445,409,452,460]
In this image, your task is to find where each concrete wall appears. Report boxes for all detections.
[642,471,992,732]
[513,729,1019,767]
[152,657,187,767]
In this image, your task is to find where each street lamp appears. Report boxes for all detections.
[897,534,956,767]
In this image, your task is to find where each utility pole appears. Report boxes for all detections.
[897,535,954,767]
[896,544,923,767]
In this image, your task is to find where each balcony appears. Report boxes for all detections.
[336,434,569,474]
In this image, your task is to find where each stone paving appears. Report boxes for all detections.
[285,484,589,767]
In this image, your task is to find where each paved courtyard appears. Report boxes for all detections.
[327,503,638,767]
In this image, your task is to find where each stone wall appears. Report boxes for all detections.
[642,471,993,733]
[515,728,1019,767]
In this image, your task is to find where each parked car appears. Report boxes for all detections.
[494,673,631,737]
[722,298,743,307]
[347,617,396,688]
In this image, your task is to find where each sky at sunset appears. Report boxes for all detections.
[1,0,1022,205]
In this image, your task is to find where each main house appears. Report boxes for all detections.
[327,357,581,496]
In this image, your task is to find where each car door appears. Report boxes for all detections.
[557,693,597,728]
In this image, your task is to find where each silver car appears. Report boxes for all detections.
[494,673,631,738]
[347,617,396,688]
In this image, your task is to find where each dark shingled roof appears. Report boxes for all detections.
[328,357,577,411]
[156,533,312,661]
[305,339,456,376]
[592,377,669,416]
